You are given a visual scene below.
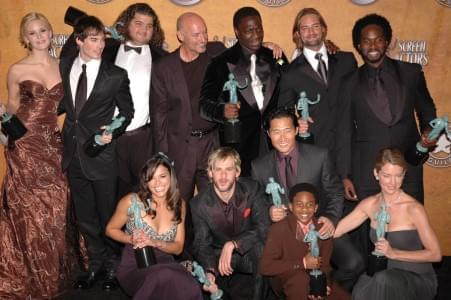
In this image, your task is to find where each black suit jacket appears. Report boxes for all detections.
[199,43,287,176]
[150,42,224,173]
[59,57,134,180]
[278,51,357,154]
[191,178,271,273]
[336,57,436,200]
[251,143,343,225]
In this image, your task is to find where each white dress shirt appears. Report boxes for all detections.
[70,56,101,106]
[114,42,152,131]
[303,44,328,72]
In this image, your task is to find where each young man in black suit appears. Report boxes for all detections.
[278,7,357,156]
[59,15,134,291]
[336,14,436,258]
[200,6,287,177]
[191,147,271,300]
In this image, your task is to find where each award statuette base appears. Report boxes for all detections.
[309,270,327,297]
[83,134,107,157]
[404,142,429,166]
[211,289,224,300]
[367,252,388,276]
[223,120,240,144]
[297,132,314,144]
[1,114,27,141]
[134,246,157,269]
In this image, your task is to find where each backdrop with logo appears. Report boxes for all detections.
[0,0,450,254]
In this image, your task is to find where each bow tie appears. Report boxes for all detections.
[124,45,142,54]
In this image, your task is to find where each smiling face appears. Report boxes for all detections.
[234,15,264,53]
[76,30,105,61]
[127,12,154,46]
[289,191,318,225]
[358,24,388,68]
[298,13,326,51]
[268,117,298,156]
[374,162,405,196]
[177,14,208,56]
[148,164,171,201]
[23,19,52,50]
[208,157,240,195]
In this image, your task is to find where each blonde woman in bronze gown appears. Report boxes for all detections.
[0,12,76,299]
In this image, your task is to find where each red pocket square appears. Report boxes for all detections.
[243,207,251,218]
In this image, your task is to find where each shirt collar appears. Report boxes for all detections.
[303,43,327,62]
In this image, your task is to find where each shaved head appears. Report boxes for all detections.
[176,12,208,58]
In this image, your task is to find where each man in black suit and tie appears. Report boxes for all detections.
[61,4,167,197]
[251,109,364,291]
[278,7,357,155]
[200,6,287,177]
[191,147,270,300]
[336,14,437,204]
[336,14,436,256]
[59,16,134,291]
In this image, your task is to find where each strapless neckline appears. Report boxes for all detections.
[19,80,62,91]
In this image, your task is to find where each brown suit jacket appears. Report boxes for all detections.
[260,215,334,299]
[150,43,224,175]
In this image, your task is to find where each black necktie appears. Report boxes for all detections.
[285,156,296,191]
[124,44,142,54]
[315,53,328,85]
[373,69,392,124]
[74,64,87,116]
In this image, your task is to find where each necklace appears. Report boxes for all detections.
[381,190,403,207]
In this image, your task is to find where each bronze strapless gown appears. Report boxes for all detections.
[0,80,77,299]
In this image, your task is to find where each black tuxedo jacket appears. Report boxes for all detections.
[199,43,287,176]
[251,142,343,225]
[336,57,436,201]
[59,57,134,180]
[191,178,271,272]
[278,51,357,153]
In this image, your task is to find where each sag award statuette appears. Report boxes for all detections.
[84,116,125,157]
[367,203,390,276]
[1,112,27,141]
[304,224,327,297]
[129,196,157,269]
[191,261,223,300]
[265,177,285,207]
[296,91,320,142]
[222,73,248,144]
[405,116,449,166]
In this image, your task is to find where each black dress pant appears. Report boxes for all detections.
[67,155,119,271]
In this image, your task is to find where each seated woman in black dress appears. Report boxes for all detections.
[334,148,441,300]
[106,153,202,299]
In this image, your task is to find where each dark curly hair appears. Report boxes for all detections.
[233,6,261,29]
[114,3,165,48]
[137,153,182,224]
[352,13,392,51]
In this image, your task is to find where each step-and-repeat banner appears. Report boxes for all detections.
[0,0,450,253]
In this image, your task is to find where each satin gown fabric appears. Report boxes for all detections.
[0,80,77,299]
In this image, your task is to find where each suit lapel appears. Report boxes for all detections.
[174,49,192,117]
[387,58,406,125]
[79,60,109,115]
[228,55,258,110]
[296,143,308,183]
[296,54,326,87]
[61,57,76,114]
[260,53,278,112]
[232,182,248,234]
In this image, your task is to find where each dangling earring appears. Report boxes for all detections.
[375,175,379,180]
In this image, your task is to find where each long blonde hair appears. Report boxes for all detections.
[19,12,53,50]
